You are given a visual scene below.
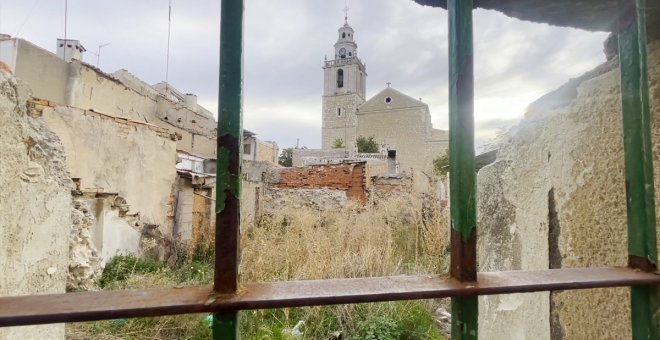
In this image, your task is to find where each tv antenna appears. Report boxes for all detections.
[89,42,111,68]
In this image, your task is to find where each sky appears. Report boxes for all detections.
[0,0,608,149]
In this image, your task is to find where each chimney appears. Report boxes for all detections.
[184,93,198,112]
[56,39,86,62]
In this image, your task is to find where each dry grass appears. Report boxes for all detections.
[238,193,450,338]
[241,194,449,282]
[67,192,450,339]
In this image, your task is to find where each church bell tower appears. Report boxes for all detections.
[321,11,367,151]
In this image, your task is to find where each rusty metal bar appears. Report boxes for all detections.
[215,0,244,338]
[1,267,657,328]
[448,0,477,338]
[618,0,660,338]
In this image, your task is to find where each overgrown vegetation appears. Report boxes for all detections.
[356,135,379,153]
[278,147,294,167]
[332,138,345,149]
[432,151,449,177]
[68,195,449,339]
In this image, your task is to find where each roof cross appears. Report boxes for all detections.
[386,82,391,87]
[343,5,350,22]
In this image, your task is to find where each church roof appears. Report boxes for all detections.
[358,87,427,114]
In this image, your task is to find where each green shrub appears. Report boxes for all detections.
[99,255,164,288]
[353,315,401,340]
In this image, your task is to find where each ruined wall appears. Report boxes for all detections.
[477,40,660,339]
[0,72,71,339]
[67,61,159,122]
[371,175,413,198]
[41,104,178,235]
[268,161,367,203]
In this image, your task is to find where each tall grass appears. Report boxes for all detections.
[67,193,450,339]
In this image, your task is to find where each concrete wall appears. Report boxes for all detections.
[14,39,68,104]
[0,72,71,339]
[292,148,347,166]
[255,139,279,164]
[42,105,178,233]
[174,178,194,241]
[8,40,218,159]
[477,40,660,339]
[67,61,158,121]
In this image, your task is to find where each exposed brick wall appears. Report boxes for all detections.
[271,161,367,203]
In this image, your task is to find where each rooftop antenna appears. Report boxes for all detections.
[63,0,67,61]
[90,42,111,68]
[165,0,172,94]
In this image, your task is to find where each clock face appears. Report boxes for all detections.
[339,48,347,57]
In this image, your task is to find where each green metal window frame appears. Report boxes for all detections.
[0,0,658,339]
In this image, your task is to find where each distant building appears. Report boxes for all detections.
[243,130,280,164]
[300,16,448,174]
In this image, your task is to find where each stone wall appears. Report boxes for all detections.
[477,39,660,339]
[322,92,362,150]
[371,175,413,198]
[0,71,71,339]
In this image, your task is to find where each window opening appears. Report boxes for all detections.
[338,108,342,116]
[337,69,344,88]
[385,96,392,104]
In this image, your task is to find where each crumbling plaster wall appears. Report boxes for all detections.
[0,72,71,339]
[477,40,660,339]
[42,105,178,235]
[67,62,159,121]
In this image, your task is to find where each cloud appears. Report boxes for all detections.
[3,0,608,150]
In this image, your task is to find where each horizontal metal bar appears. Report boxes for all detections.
[0,267,658,327]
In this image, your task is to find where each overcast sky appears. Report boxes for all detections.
[1,0,608,149]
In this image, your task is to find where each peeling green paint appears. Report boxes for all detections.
[619,0,657,265]
[215,147,242,213]
[213,313,239,340]
[214,0,244,339]
[451,297,478,340]
[448,0,478,338]
[618,0,660,338]
[448,0,476,242]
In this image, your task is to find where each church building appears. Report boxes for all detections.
[297,14,448,175]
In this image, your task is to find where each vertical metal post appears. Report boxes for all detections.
[214,0,244,339]
[618,0,660,339]
[448,0,477,339]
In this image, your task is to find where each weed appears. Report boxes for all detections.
[99,255,163,288]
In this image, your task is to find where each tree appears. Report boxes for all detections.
[356,135,379,153]
[332,138,345,149]
[278,147,293,167]
[433,151,449,176]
